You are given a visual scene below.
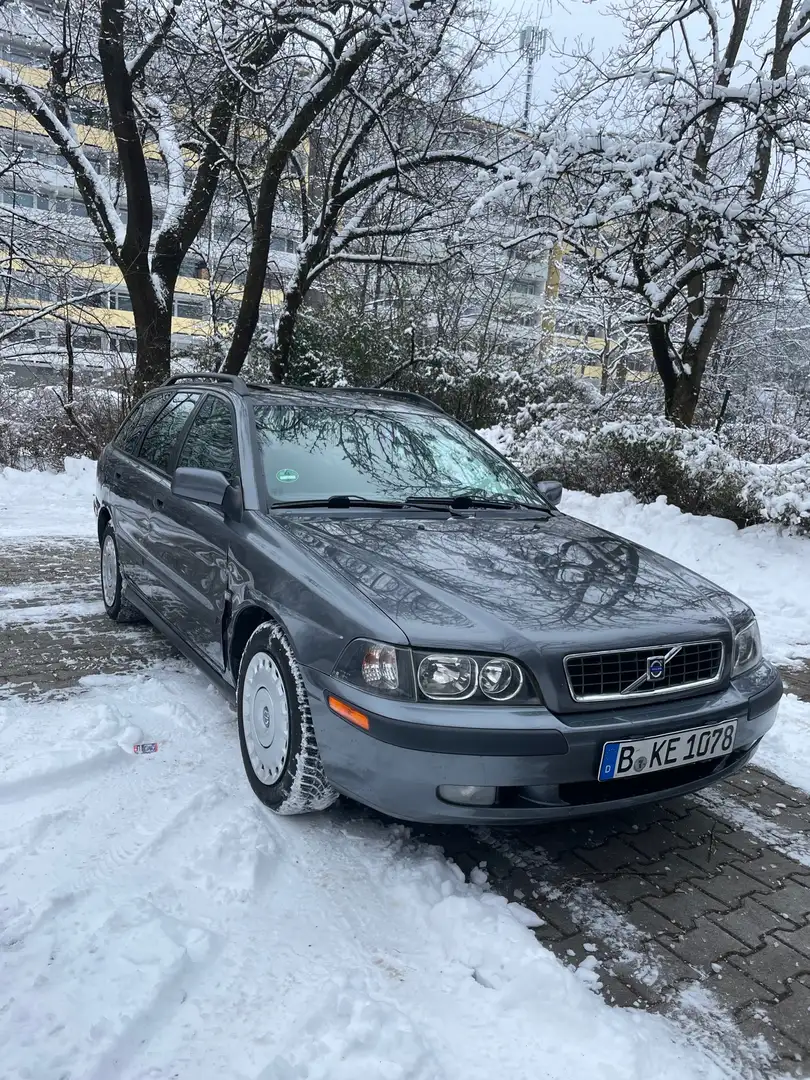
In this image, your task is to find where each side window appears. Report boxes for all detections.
[114,394,168,457]
[177,395,239,484]
[138,392,199,474]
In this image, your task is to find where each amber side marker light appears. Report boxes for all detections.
[327,695,370,731]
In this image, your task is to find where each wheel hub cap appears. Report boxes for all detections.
[243,652,289,784]
[101,534,117,608]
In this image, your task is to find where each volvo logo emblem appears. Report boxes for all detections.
[647,656,666,681]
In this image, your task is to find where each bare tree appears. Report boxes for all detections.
[482,0,810,426]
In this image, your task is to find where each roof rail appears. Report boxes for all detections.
[163,371,249,394]
[245,381,445,414]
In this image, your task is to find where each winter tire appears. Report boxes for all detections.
[100,524,142,623]
[237,621,338,815]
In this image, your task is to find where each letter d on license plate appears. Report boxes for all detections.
[598,720,738,782]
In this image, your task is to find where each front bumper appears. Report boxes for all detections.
[303,660,783,824]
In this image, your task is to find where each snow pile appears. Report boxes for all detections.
[0,455,96,540]
[562,489,810,667]
[754,694,810,796]
[0,668,730,1080]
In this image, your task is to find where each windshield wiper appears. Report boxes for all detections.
[270,493,552,513]
[270,495,408,510]
[403,495,551,513]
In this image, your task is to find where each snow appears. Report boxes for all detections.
[562,489,810,669]
[755,694,810,797]
[0,455,95,539]
[0,668,729,1080]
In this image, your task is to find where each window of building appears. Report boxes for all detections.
[174,297,207,320]
[512,280,539,297]
[269,235,297,254]
[110,291,133,312]
[138,393,199,473]
[177,396,239,484]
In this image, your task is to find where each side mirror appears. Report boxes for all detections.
[172,467,242,520]
[532,477,563,507]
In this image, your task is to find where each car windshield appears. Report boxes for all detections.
[253,401,547,507]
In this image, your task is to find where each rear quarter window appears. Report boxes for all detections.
[113,394,169,457]
[138,392,199,474]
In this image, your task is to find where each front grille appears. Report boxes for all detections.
[564,640,724,702]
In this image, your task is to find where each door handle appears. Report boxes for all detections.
[153,496,164,509]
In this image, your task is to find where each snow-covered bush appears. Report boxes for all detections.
[481,375,810,532]
[0,380,123,469]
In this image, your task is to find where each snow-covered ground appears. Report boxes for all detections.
[2,460,810,1079]
[0,668,733,1080]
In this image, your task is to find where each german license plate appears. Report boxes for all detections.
[598,720,738,782]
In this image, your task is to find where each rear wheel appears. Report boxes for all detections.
[237,621,338,815]
[100,524,141,623]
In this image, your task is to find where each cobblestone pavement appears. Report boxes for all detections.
[2,538,810,1077]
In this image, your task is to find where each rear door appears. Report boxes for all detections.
[103,392,171,590]
[148,393,241,671]
[133,391,201,609]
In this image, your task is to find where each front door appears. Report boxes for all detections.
[148,393,242,672]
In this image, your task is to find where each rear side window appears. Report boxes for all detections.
[139,392,199,474]
[177,395,239,484]
[114,394,168,456]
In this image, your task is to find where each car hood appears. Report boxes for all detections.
[282,510,750,656]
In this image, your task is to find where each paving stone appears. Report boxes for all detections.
[748,766,810,804]
[574,838,650,875]
[624,900,682,941]
[679,838,750,873]
[774,924,810,961]
[695,866,767,906]
[728,938,810,996]
[744,783,806,816]
[596,873,664,909]
[736,1015,807,1073]
[645,884,724,930]
[758,882,810,924]
[535,899,580,939]
[710,898,795,950]
[748,980,810,1046]
[661,806,732,845]
[734,852,808,887]
[667,916,750,971]
[685,965,778,1015]
[626,822,691,860]
[594,971,645,1009]
[636,852,710,891]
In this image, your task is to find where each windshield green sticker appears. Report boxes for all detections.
[276,469,299,483]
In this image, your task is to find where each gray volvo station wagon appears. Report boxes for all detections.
[95,372,783,823]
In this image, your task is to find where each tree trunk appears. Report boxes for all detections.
[130,286,173,398]
[272,284,305,383]
[665,374,700,427]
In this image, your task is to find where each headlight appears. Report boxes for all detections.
[732,620,762,677]
[333,639,414,699]
[479,658,524,701]
[418,654,478,699]
[333,642,540,704]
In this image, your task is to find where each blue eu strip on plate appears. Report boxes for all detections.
[599,742,620,781]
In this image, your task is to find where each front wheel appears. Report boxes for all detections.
[237,622,338,815]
